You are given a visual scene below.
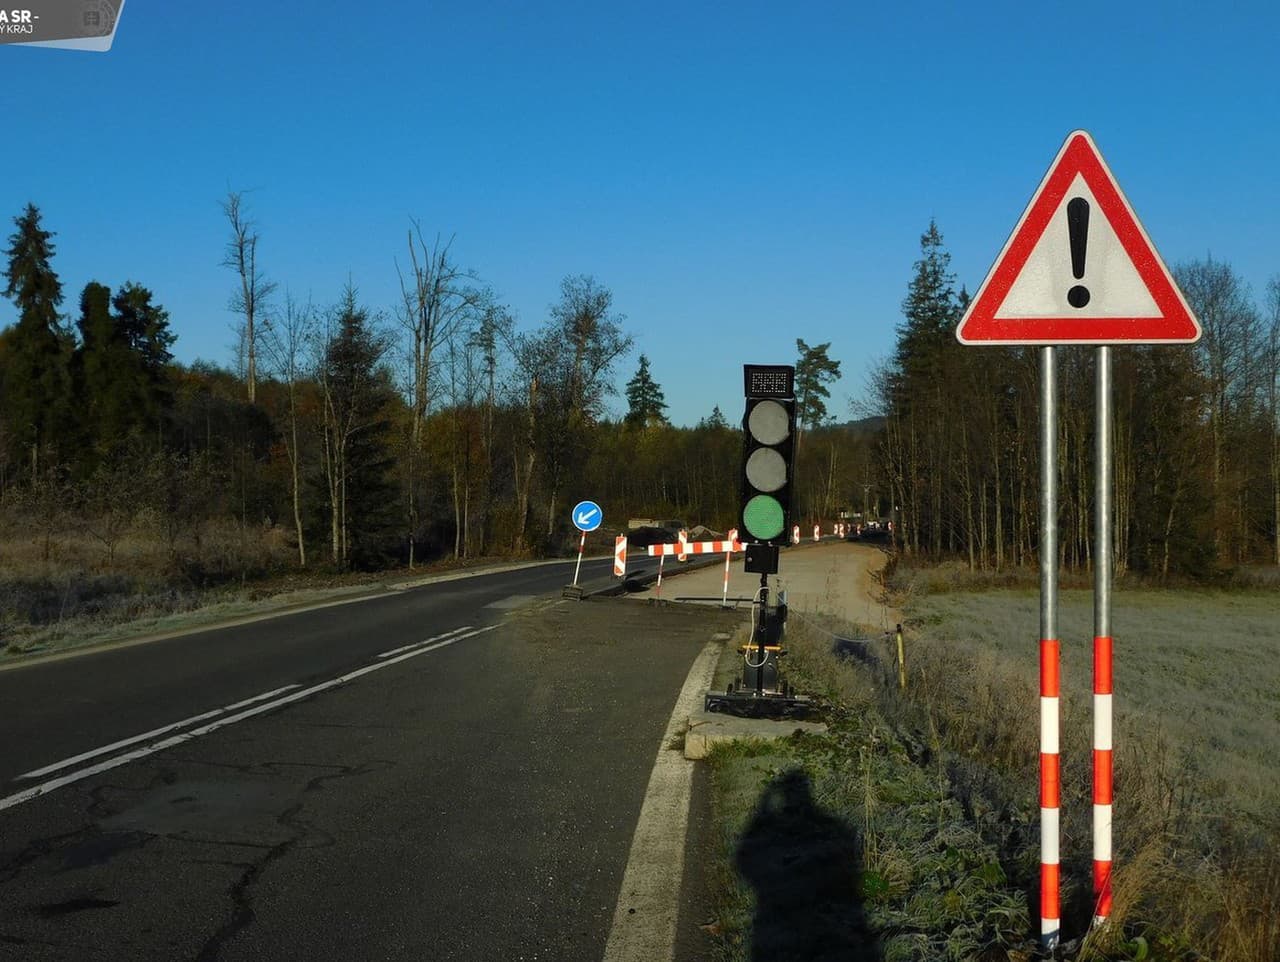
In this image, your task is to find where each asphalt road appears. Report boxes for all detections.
[0,555,738,961]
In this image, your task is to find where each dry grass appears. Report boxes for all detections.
[894,581,1280,961]
[0,513,298,652]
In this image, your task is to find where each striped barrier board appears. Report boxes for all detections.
[647,539,743,556]
[614,535,627,577]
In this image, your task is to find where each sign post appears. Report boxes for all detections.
[1039,346,1061,948]
[721,528,739,606]
[957,130,1200,949]
[570,500,603,588]
[1093,346,1114,926]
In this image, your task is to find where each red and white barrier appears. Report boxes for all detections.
[614,535,627,577]
[676,528,688,562]
[812,525,820,542]
[648,538,743,556]
[791,525,800,545]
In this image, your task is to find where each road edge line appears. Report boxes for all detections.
[601,638,720,962]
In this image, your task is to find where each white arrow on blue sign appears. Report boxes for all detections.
[571,500,603,532]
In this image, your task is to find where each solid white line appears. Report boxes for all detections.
[377,625,472,659]
[16,684,302,781]
[0,625,499,813]
[601,639,720,962]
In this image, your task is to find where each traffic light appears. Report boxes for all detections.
[740,364,796,547]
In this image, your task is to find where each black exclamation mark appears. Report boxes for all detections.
[1067,197,1090,308]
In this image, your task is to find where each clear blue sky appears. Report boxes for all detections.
[5,0,1278,426]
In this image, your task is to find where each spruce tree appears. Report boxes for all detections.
[113,282,175,433]
[318,286,397,567]
[624,353,668,426]
[74,281,175,462]
[2,204,71,475]
[75,281,121,463]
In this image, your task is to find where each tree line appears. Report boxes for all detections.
[878,221,1280,576]
[0,199,858,582]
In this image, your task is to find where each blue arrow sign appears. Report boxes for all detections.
[571,500,603,532]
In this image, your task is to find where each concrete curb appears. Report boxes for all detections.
[683,708,827,760]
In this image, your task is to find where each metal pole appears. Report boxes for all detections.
[572,530,586,587]
[756,572,768,697]
[1093,345,1114,927]
[1039,346,1061,951]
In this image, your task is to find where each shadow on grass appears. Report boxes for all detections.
[734,769,881,961]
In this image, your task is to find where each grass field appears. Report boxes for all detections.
[706,577,1280,961]
[908,588,1280,821]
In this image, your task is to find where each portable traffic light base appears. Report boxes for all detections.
[703,572,812,718]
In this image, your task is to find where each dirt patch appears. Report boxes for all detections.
[630,541,899,632]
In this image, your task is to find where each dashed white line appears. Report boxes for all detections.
[16,684,301,781]
[0,624,499,814]
[377,625,473,659]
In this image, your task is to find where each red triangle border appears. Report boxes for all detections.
[957,131,1200,345]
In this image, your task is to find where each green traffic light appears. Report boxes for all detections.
[743,494,784,540]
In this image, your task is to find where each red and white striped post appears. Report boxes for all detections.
[1093,346,1114,926]
[655,553,665,600]
[1039,347,1061,949]
[613,535,627,578]
[571,529,588,587]
[721,529,738,606]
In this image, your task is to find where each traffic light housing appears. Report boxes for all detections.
[740,365,796,547]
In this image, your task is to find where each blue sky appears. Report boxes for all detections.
[4,0,1279,426]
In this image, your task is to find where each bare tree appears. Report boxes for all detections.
[261,291,315,567]
[1178,259,1262,562]
[222,191,276,404]
[523,276,632,540]
[395,225,483,566]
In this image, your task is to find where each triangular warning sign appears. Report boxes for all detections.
[957,130,1200,345]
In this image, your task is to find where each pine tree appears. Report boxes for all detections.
[2,204,71,476]
[624,353,668,426]
[698,405,730,430]
[794,340,842,436]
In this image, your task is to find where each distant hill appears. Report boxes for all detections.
[817,415,885,436]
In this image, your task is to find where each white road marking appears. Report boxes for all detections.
[377,625,472,659]
[16,685,301,781]
[0,624,499,814]
[602,639,720,962]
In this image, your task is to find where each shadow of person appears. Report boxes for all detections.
[734,768,879,961]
